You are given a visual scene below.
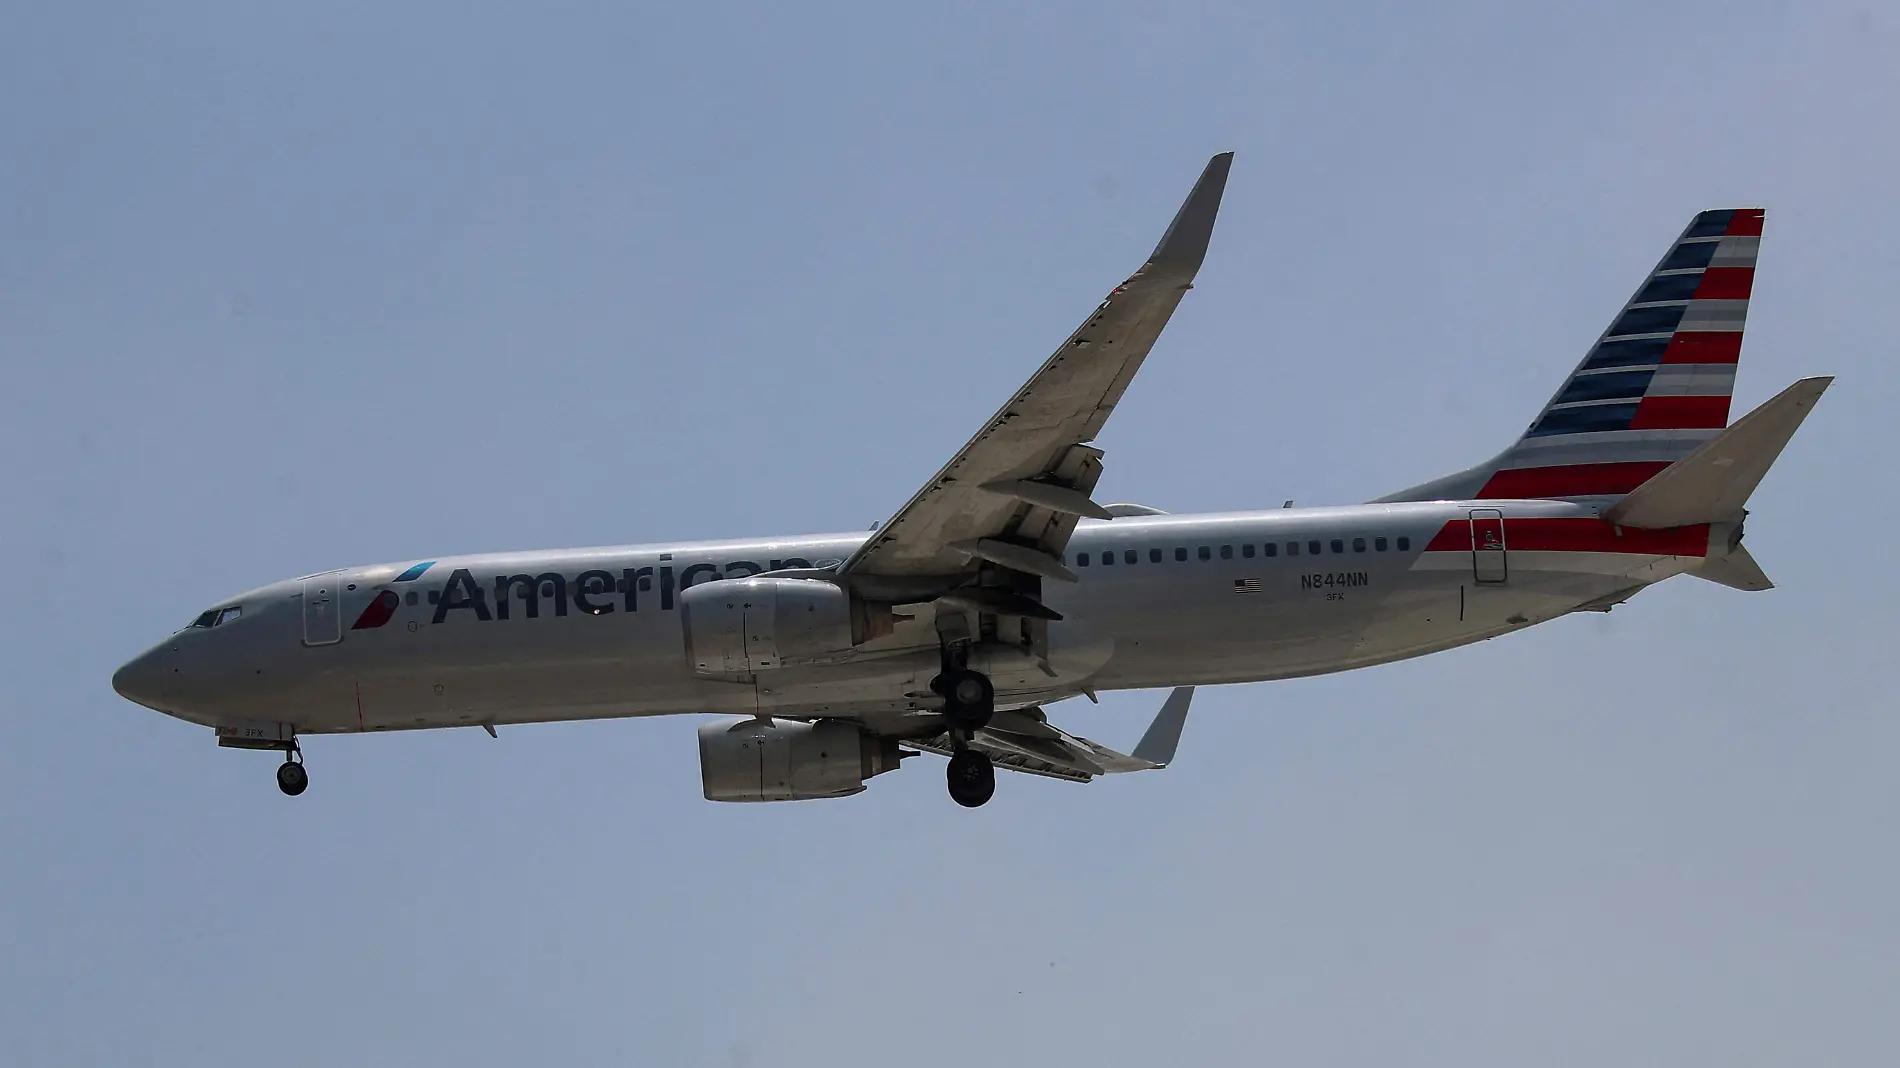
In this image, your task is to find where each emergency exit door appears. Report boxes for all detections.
[1468,509,1508,585]
[302,573,344,646]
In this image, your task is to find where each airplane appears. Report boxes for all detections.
[112,153,1831,808]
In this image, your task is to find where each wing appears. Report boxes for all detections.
[904,688,1194,783]
[837,154,1233,605]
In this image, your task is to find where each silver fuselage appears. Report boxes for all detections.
[114,497,1710,735]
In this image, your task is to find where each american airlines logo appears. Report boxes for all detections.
[349,557,837,630]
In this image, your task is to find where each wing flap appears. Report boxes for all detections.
[901,687,1194,784]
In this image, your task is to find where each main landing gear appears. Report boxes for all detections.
[946,748,996,808]
[275,747,308,797]
[932,666,994,731]
[931,663,997,807]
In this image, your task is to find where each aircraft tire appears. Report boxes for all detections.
[946,749,996,808]
[936,669,995,730]
[276,760,309,797]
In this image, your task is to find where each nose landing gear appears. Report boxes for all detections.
[275,748,308,796]
[213,722,310,797]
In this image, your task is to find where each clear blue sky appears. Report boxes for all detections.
[4,3,1897,1065]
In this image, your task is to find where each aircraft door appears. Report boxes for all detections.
[1468,509,1507,585]
[302,572,344,646]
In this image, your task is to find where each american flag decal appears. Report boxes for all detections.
[1234,577,1265,594]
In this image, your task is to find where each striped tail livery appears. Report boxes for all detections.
[1383,208,1772,504]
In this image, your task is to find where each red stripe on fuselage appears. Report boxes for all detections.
[1476,461,1669,499]
[1630,394,1729,430]
[1424,518,1709,556]
[1660,331,1743,364]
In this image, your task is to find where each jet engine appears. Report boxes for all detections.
[679,577,892,679]
[697,717,905,802]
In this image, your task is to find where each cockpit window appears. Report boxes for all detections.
[187,606,242,630]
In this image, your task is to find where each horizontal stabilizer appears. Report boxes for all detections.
[1606,376,1831,529]
[1695,544,1774,591]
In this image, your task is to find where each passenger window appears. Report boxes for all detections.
[1101,551,1115,566]
[1150,548,1163,563]
[215,606,242,626]
[1375,537,1388,552]
[1264,543,1277,557]
[1219,545,1233,559]
[1330,539,1344,554]
[1077,553,1091,567]
[1397,536,1411,551]
[1308,540,1322,555]
[1242,544,1255,558]
[1197,546,1211,561]
[405,591,420,606]
[1174,547,1187,562]
[1125,549,1137,565]
[1287,542,1300,557]
[1352,538,1366,553]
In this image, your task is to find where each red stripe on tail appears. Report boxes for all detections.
[1660,332,1743,364]
[1693,267,1754,300]
[1476,461,1670,499]
[1629,395,1729,430]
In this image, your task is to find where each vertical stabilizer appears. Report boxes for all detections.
[1379,208,1765,503]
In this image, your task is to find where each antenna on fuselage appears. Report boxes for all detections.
[1283,500,1294,508]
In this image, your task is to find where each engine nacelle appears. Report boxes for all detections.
[679,577,891,679]
[697,717,904,802]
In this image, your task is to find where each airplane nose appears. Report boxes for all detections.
[112,651,166,710]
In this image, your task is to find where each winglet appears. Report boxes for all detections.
[1131,686,1194,768]
[1147,153,1233,271]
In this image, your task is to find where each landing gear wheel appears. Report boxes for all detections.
[933,668,995,731]
[276,759,308,797]
[946,748,996,808]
